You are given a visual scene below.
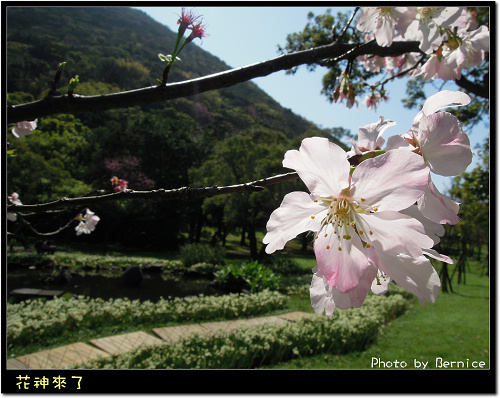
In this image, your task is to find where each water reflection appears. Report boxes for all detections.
[8,267,224,303]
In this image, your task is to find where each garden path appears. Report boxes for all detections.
[7,311,312,369]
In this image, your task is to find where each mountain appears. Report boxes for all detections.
[7,6,317,136]
[6,6,340,250]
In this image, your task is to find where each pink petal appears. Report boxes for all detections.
[417,112,472,176]
[423,248,453,264]
[283,137,350,197]
[314,223,370,293]
[310,265,377,314]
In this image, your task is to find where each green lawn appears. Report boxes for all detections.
[264,261,490,369]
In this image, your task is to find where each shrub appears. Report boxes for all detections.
[179,243,225,267]
[214,261,279,293]
[77,293,411,369]
[7,290,287,349]
[264,256,306,275]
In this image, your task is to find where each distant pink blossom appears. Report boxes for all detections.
[186,21,209,42]
[333,73,358,109]
[362,92,388,111]
[176,8,201,34]
[110,176,129,192]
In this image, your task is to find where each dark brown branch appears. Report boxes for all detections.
[454,74,489,99]
[8,172,300,215]
[7,41,422,124]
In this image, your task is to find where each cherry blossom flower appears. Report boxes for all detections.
[11,120,37,138]
[7,192,22,222]
[333,73,358,109]
[385,90,472,224]
[347,116,395,158]
[8,192,22,205]
[110,176,129,192]
[263,137,433,294]
[403,7,466,53]
[417,25,489,81]
[362,92,389,112]
[444,25,489,74]
[75,208,100,236]
[416,46,462,81]
[454,8,479,35]
[357,7,417,47]
[357,54,386,73]
[387,90,472,176]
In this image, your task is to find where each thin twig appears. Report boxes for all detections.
[17,213,78,236]
[8,172,300,215]
[336,7,360,43]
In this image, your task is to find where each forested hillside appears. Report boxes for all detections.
[7,7,347,251]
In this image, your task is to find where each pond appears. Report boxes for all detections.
[7,265,227,303]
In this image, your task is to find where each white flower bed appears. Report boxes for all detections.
[7,290,287,347]
[78,293,410,369]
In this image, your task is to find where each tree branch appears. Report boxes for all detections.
[8,172,300,215]
[7,41,422,124]
[454,74,489,99]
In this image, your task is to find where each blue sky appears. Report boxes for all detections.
[134,6,489,193]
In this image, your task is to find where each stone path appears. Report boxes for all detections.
[7,311,312,369]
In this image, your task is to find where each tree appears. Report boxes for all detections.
[447,138,489,280]
[189,127,308,258]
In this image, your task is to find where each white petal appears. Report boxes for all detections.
[384,134,413,151]
[421,90,471,118]
[263,191,324,254]
[283,137,350,197]
[400,204,445,245]
[423,248,453,264]
[351,150,429,212]
[417,179,460,225]
[357,116,395,150]
[377,252,441,304]
[371,269,391,295]
[358,211,434,258]
[310,265,377,313]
